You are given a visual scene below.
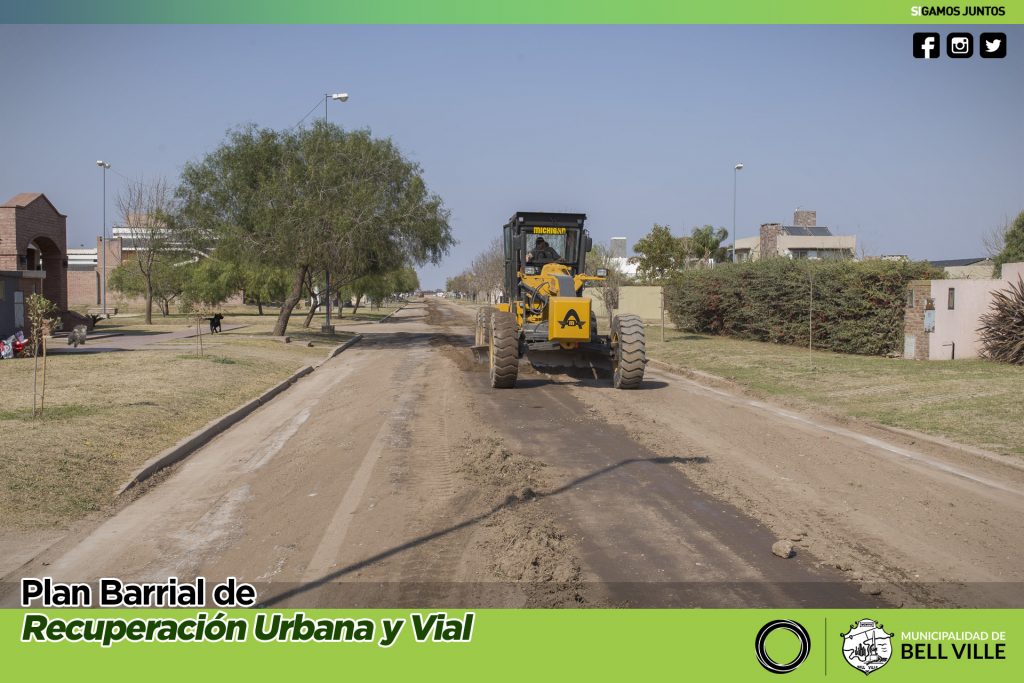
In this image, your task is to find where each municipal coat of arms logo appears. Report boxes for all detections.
[841,618,893,675]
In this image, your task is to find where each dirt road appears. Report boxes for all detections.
[5,300,1022,608]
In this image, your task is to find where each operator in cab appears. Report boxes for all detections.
[526,237,560,264]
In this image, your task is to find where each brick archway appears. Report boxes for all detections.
[31,235,66,308]
[0,193,68,311]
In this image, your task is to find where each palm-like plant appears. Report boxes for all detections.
[978,276,1024,364]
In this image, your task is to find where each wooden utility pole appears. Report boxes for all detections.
[661,286,666,342]
[808,268,814,371]
[41,323,49,413]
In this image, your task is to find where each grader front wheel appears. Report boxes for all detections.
[612,314,646,389]
[489,310,519,388]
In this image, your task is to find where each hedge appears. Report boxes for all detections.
[664,258,942,356]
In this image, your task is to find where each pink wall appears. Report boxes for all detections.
[927,262,1024,360]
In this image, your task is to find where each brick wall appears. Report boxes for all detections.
[67,269,99,307]
[903,280,933,360]
[0,209,16,270]
[0,195,67,310]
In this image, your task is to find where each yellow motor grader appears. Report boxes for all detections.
[472,211,646,389]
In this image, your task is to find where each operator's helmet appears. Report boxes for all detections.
[535,237,547,247]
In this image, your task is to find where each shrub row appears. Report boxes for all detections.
[664,258,941,356]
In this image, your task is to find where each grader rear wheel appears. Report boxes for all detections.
[489,310,519,388]
[612,313,646,389]
[475,307,494,346]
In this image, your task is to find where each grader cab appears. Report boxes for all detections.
[472,211,646,389]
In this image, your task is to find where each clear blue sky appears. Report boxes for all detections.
[1,24,1021,288]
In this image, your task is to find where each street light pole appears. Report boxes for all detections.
[732,163,744,262]
[321,92,349,334]
[96,160,111,315]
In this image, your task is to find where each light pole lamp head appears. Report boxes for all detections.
[330,93,349,102]
[96,160,110,169]
[735,163,744,171]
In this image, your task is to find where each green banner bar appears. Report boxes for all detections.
[4,608,1021,680]
[1,0,1022,24]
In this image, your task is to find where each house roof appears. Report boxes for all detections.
[780,225,833,237]
[929,257,991,268]
[0,192,66,217]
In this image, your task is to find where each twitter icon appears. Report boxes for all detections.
[980,32,1007,58]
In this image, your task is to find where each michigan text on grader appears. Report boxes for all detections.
[472,212,646,389]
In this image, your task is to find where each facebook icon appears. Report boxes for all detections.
[914,32,941,59]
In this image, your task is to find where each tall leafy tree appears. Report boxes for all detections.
[175,123,452,335]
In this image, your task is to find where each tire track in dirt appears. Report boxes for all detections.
[419,300,588,607]
[431,299,878,607]
[564,363,1024,607]
[253,305,587,607]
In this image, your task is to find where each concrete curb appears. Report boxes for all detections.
[866,422,1024,471]
[377,303,408,323]
[320,333,364,364]
[647,358,739,390]
[647,357,1023,471]
[117,333,363,495]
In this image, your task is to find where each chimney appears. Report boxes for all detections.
[793,209,816,227]
[610,237,627,259]
[759,223,782,259]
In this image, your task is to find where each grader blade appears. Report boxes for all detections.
[470,344,489,363]
[525,348,610,379]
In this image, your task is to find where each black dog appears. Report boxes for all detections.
[209,313,224,334]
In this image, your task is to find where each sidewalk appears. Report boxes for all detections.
[47,324,248,354]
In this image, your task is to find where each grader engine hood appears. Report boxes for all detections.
[548,297,591,342]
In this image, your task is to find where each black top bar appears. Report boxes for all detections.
[506,212,587,229]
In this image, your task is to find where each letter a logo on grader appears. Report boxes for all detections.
[558,308,585,329]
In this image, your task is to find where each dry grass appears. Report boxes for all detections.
[0,312,356,530]
[91,302,401,334]
[646,327,1024,457]
[446,297,486,308]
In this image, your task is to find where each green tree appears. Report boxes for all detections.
[241,263,292,315]
[181,256,240,308]
[175,123,453,336]
[632,224,688,282]
[25,293,60,416]
[994,210,1024,276]
[688,225,730,264]
[108,257,190,316]
[348,267,419,314]
[446,272,473,299]
[181,255,292,314]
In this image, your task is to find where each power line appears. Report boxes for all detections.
[107,166,131,182]
[292,96,324,130]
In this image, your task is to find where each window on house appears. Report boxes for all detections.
[906,289,914,308]
[948,287,955,310]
